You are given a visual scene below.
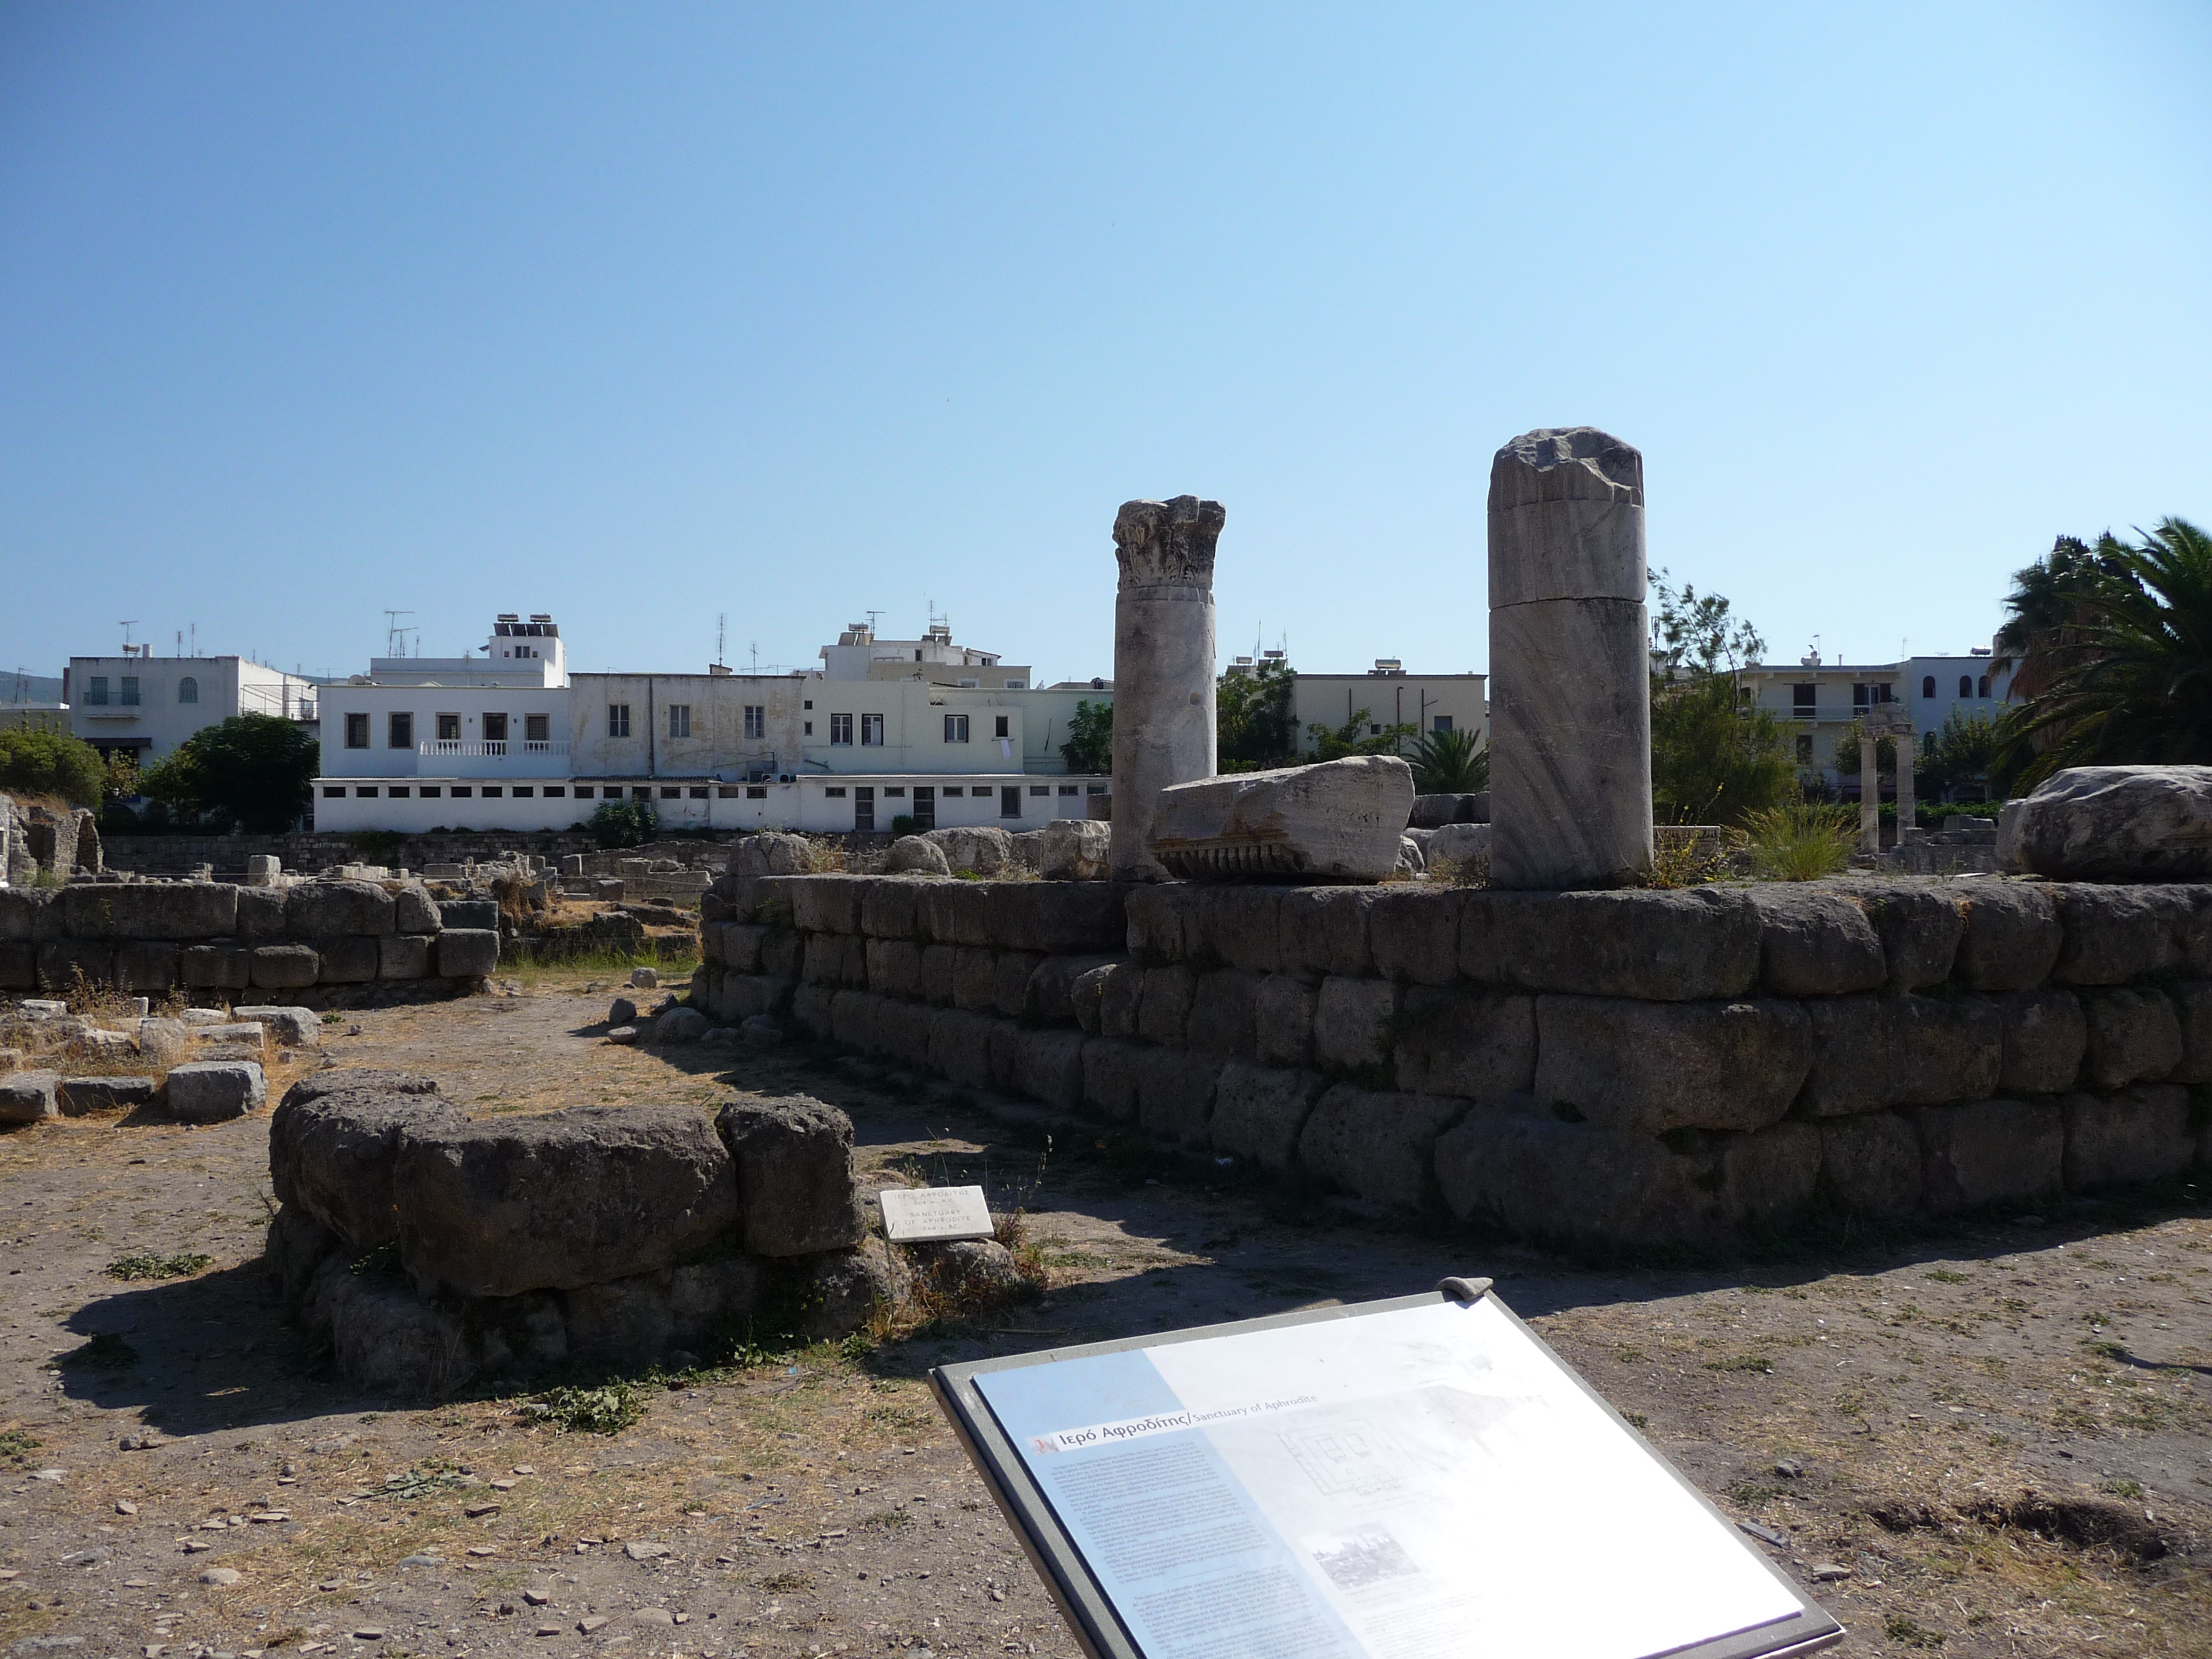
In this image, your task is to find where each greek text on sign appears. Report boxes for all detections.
[881,1185,995,1244]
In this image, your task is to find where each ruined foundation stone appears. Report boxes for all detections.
[1487,428,1653,889]
[1109,495,1224,881]
[2001,765,2212,880]
[1146,756,1414,883]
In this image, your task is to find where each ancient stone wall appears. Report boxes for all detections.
[696,872,2212,1249]
[264,1075,881,1395]
[0,878,499,995]
[101,830,600,878]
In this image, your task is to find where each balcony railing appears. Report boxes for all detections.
[420,739,569,758]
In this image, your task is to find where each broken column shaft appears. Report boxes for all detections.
[1488,428,1654,889]
[1109,495,1224,881]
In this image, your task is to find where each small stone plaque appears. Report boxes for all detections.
[881,1185,994,1244]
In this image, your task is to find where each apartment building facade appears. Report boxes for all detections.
[1738,648,2012,797]
[65,652,319,764]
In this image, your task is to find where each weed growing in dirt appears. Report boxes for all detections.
[1884,1614,1946,1647]
[859,1509,910,1530]
[104,1251,212,1281]
[758,1569,815,1592]
[363,1461,474,1502]
[0,1429,42,1462]
[521,1381,648,1435]
[60,1333,138,1370]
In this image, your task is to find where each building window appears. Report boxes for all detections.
[389,711,413,749]
[689,786,708,799]
[994,715,1009,739]
[525,712,549,743]
[483,712,508,743]
[861,714,884,746]
[389,786,411,799]
[481,786,502,797]
[824,786,846,798]
[1921,675,1935,699]
[85,677,108,705]
[355,786,378,798]
[1087,783,1107,794]
[854,785,875,832]
[668,704,691,739]
[1978,675,1991,698]
[420,787,442,798]
[323,785,345,799]
[346,712,371,749]
[1005,679,1026,689]
[513,787,534,798]
[746,786,766,799]
[608,703,630,738]
[120,676,140,705]
[944,714,969,743]
[1029,785,1051,796]
[544,786,564,797]
[830,714,853,745]
[1791,683,1816,714]
[1852,684,1868,708]
[804,721,813,735]
[744,705,765,739]
[1059,784,1078,796]
[178,676,198,704]
[1955,675,1970,698]
[803,700,812,710]
[437,712,461,741]
[943,786,963,797]
[451,786,472,798]
[1795,735,1814,764]
[1000,786,1022,819]
[632,787,652,799]
[1432,714,1454,733]
[885,786,906,798]
[573,786,593,799]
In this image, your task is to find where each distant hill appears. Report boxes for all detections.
[0,671,63,704]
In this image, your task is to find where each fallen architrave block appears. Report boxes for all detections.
[1146,755,1414,883]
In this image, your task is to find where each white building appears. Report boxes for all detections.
[65,652,318,765]
[312,614,1109,833]
[1285,657,1487,753]
[1739,646,2012,798]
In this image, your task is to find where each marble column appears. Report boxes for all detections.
[1894,723,1917,846]
[1859,732,1881,853]
[1110,495,1224,881]
[1487,429,1653,890]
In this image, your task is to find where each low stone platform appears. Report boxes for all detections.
[696,872,2212,1249]
[263,1072,886,1395]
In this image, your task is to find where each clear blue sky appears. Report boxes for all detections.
[3,4,2206,688]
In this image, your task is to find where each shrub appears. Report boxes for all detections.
[0,728,106,808]
[1740,803,1855,881]
[589,797,657,849]
[890,813,917,837]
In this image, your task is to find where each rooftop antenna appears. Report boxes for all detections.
[175,630,182,658]
[865,609,883,636]
[189,623,197,655]
[384,609,415,658]
[749,639,759,675]
[119,620,139,655]
[716,613,726,667]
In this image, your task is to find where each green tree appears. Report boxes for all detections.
[0,728,106,808]
[138,713,318,833]
[1915,707,1998,801]
[1407,725,1488,793]
[1647,569,1796,825]
[1306,709,1418,761]
[589,797,657,849]
[1996,517,2212,787]
[1829,717,1898,781]
[1216,657,1299,771]
[1059,699,1114,774]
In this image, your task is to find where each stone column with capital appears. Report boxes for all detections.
[1109,495,1224,881]
[1487,428,1653,889]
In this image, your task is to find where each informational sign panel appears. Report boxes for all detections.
[933,1288,1841,1659]
[880,1184,995,1244]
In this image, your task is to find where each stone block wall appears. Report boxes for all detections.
[264,1076,883,1395]
[101,830,600,879]
[696,872,2212,1249]
[0,878,499,996]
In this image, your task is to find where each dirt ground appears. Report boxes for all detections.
[1,980,2208,1659]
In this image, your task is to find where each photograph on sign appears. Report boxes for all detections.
[880,1183,995,1244]
[949,1295,1834,1659]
